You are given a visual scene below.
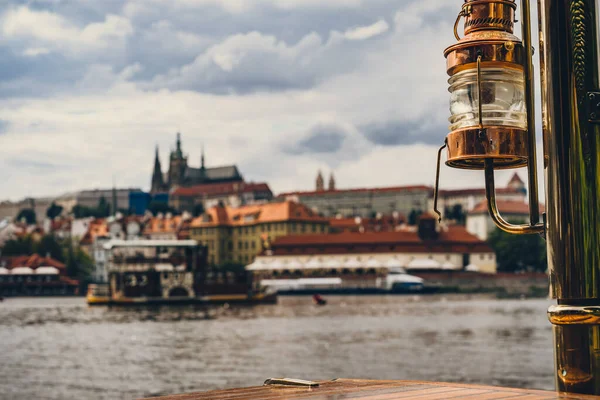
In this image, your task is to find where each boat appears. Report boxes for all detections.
[86,240,277,306]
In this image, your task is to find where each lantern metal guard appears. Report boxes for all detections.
[436,0,600,395]
[434,0,543,234]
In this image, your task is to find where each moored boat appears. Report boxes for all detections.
[86,240,277,306]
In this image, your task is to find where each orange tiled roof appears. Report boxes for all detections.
[190,201,327,228]
[79,219,108,245]
[143,215,183,234]
[278,185,431,198]
[470,200,545,215]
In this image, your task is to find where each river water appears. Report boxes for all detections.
[0,295,555,400]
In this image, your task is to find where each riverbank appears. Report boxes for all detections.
[412,271,549,298]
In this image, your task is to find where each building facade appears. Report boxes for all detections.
[466,200,546,241]
[279,174,430,218]
[169,181,273,213]
[250,215,497,277]
[189,201,329,267]
[150,133,243,194]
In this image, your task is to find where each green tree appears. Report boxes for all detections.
[408,209,423,225]
[46,202,63,219]
[72,205,98,218]
[192,203,205,217]
[147,201,178,215]
[488,228,547,272]
[16,208,36,224]
[97,197,110,218]
[1,236,34,255]
[34,234,65,262]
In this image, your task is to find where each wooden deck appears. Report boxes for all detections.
[143,379,600,400]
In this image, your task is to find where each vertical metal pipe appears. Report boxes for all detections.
[538,0,600,394]
[520,0,541,226]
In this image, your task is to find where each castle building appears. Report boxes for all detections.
[150,133,243,194]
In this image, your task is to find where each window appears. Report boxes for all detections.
[238,241,243,250]
[489,253,493,259]
[245,241,249,249]
[312,225,317,233]
[300,224,305,233]
[479,254,484,260]
[251,241,256,249]
[446,254,451,260]
[291,223,297,232]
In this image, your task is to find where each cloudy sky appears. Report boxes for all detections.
[0,0,538,201]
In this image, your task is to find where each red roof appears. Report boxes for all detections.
[470,200,545,215]
[329,214,407,232]
[1,254,66,272]
[508,172,524,185]
[171,182,271,197]
[268,226,492,255]
[279,185,431,198]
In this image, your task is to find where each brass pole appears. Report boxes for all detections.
[520,0,540,226]
[537,0,600,394]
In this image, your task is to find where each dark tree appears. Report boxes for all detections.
[192,203,205,217]
[451,204,466,224]
[34,234,65,262]
[488,228,547,272]
[72,205,98,218]
[16,208,36,224]
[97,197,111,218]
[46,202,64,219]
[408,209,423,226]
[147,201,178,216]
[1,236,34,255]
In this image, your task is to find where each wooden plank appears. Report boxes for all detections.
[141,379,600,400]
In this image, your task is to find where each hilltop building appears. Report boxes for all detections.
[169,181,273,213]
[278,172,430,218]
[189,201,329,266]
[150,133,243,194]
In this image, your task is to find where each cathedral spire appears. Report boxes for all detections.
[151,144,165,194]
[176,132,182,152]
[201,143,205,169]
[328,172,336,191]
[316,170,325,192]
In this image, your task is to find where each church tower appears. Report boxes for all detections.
[150,145,165,194]
[168,132,188,189]
[316,170,325,192]
[328,172,336,191]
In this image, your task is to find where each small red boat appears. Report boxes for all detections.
[312,294,326,306]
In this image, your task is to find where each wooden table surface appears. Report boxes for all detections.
[143,379,600,400]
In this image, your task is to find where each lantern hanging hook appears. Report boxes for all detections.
[453,5,470,41]
[433,138,448,223]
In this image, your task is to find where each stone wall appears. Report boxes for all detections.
[412,271,550,297]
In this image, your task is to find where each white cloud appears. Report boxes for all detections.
[22,47,51,57]
[1,6,133,54]
[344,20,389,40]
